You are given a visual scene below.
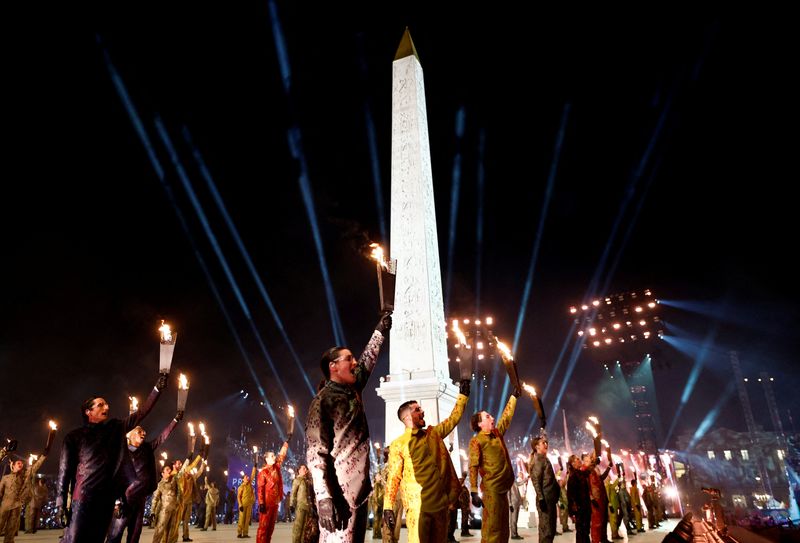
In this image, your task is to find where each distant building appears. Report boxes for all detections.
[675,427,795,512]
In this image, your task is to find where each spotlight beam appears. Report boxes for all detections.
[97,39,283,438]
[498,102,570,419]
[662,325,718,448]
[182,127,315,397]
[268,0,346,345]
[444,106,466,312]
[155,119,304,440]
[687,380,736,450]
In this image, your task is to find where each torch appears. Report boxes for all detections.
[177,374,189,411]
[158,320,177,374]
[286,405,295,438]
[522,383,547,431]
[187,422,196,457]
[553,448,564,472]
[369,243,397,313]
[29,454,38,466]
[601,438,613,464]
[452,321,474,381]
[45,420,58,453]
[494,335,521,395]
[129,396,139,415]
[252,446,259,467]
[203,434,210,459]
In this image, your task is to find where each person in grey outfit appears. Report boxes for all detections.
[529,436,560,543]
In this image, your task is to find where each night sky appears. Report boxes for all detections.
[3,5,797,476]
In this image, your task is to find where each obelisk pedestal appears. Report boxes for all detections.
[376,29,462,471]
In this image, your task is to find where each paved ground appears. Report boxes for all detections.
[13,518,679,542]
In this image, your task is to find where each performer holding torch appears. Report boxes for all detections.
[57,343,169,543]
[305,308,392,543]
[524,383,559,543]
[0,421,56,543]
[583,418,610,543]
[256,406,293,543]
[381,322,471,543]
[468,336,521,543]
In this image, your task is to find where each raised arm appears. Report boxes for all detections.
[124,373,168,431]
[151,415,179,452]
[497,395,518,436]
[276,440,289,465]
[354,327,387,391]
[433,392,469,438]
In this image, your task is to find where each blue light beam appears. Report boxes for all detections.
[182,127,315,397]
[444,106,466,312]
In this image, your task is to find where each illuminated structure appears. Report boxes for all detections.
[570,289,664,454]
[376,30,461,470]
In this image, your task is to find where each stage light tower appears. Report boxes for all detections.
[570,289,665,455]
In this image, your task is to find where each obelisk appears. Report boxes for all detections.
[376,29,461,467]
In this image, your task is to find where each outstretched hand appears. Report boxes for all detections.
[156,372,169,391]
[376,311,393,334]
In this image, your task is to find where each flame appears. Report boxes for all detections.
[204,435,210,445]
[129,396,139,412]
[159,320,173,343]
[224,470,228,476]
[588,416,599,425]
[161,451,168,460]
[253,446,258,453]
[198,423,206,435]
[601,439,610,448]
[240,471,245,477]
[584,421,598,438]
[48,420,58,431]
[178,374,189,390]
[188,423,195,437]
[159,459,165,467]
[495,338,513,361]
[29,454,37,465]
[369,243,389,270]
[287,405,295,418]
[374,443,381,450]
[522,383,537,397]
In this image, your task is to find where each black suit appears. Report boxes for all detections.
[530,453,560,543]
[107,417,177,543]
[57,386,161,543]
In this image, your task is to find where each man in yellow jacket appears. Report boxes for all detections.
[237,466,257,538]
[382,378,470,543]
[468,389,519,543]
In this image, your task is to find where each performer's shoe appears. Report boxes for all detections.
[183,538,193,542]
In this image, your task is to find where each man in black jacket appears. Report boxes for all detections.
[107,410,182,543]
[529,437,560,543]
[57,372,167,543]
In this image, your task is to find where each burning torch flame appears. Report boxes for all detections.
[522,383,537,397]
[29,454,38,465]
[288,405,295,418]
[240,471,245,477]
[253,446,258,453]
[159,320,173,343]
[588,416,599,425]
[161,452,168,460]
[369,243,388,270]
[198,423,206,436]
[585,421,598,438]
[204,435,210,445]
[48,420,58,431]
[224,470,228,476]
[375,443,381,450]
[129,396,139,412]
[188,423,195,437]
[495,338,513,361]
[601,439,610,449]
[178,374,189,390]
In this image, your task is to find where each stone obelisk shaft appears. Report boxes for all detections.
[377,30,460,459]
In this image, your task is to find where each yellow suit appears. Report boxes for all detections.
[384,393,467,543]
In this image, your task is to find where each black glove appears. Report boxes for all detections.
[6,439,18,452]
[156,372,169,391]
[459,379,471,396]
[471,492,483,508]
[512,386,522,398]
[239,507,244,513]
[318,498,350,532]
[259,503,266,514]
[290,505,295,515]
[175,410,184,422]
[383,509,396,532]
[510,505,514,512]
[376,311,393,334]
[539,499,547,512]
